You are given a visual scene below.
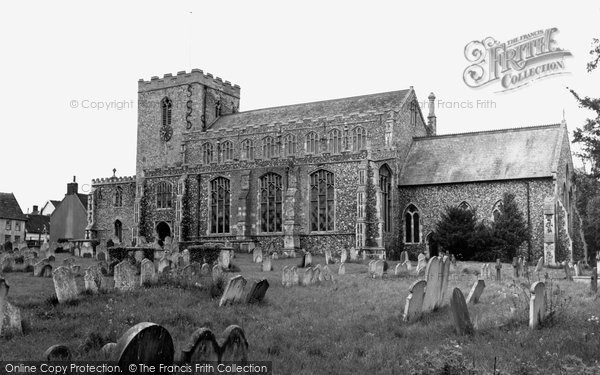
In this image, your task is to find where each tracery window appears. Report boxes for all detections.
[210,177,230,234]
[310,170,335,232]
[260,173,283,232]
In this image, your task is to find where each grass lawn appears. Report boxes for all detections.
[2,252,600,374]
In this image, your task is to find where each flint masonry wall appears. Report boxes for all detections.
[90,178,136,245]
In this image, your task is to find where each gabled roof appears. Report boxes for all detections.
[208,89,411,130]
[399,124,564,186]
[0,193,26,221]
[25,214,50,233]
[50,200,62,208]
[76,194,88,209]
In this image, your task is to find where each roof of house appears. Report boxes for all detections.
[50,200,62,208]
[76,194,88,209]
[25,214,50,233]
[399,124,564,186]
[0,193,27,221]
[209,89,411,130]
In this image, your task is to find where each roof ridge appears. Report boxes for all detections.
[221,89,411,116]
[413,123,561,140]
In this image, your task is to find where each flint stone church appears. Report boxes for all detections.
[87,68,584,264]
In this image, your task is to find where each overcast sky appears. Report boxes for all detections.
[1,0,598,213]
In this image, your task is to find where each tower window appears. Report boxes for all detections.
[310,170,335,232]
[260,173,283,232]
[352,126,367,151]
[241,139,254,160]
[156,182,173,209]
[114,220,123,243]
[202,142,214,164]
[328,129,342,154]
[221,140,234,161]
[210,177,230,234]
[262,136,278,159]
[284,134,296,156]
[114,186,123,207]
[306,132,318,154]
[161,97,172,127]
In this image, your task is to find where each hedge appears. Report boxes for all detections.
[187,244,225,265]
[108,247,155,263]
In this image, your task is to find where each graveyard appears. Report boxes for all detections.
[1,250,600,374]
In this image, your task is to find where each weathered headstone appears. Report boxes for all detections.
[290,266,299,286]
[182,249,190,267]
[416,253,427,276]
[591,267,597,293]
[63,257,76,268]
[220,325,249,362]
[324,249,332,265]
[114,261,137,292]
[271,252,278,260]
[322,265,332,281]
[304,252,312,268]
[200,263,210,275]
[340,249,347,264]
[84,266,101,293]
[368,260,376,275]
[180,327,220,362]
[495,259,502,282]
[134,250,145,264]
[44,344,71,361]
[246,279,269,303]
[33,259,52,277]
[564,261,573,281]
[140,259,156,285]
[115,322,174,368]
[253,247,263,264]
[422,257,442,313]
[302,267,313,286]
[403,280,426,322]
[158,258,171,274]
[466,279,485,304]
[450,288,474,335]
[404,260,412,271]
[372,260,384,278]
[281,266,290,287]
[534,257,544,275]
[438,256,451,307]
[512,257,519,278]
[52,266,78,303]
[575,260,583,277]
[0,278,22,337]
[219,275,247,306]
[261,257,272,272]
[212,264,223,282]
[349,247,358,261]
[529,281,546,329]
[100,342,117,360]
[338,263,346,275]
[400,251,409,264]
[312,264,322,284]
[219,249,231,270]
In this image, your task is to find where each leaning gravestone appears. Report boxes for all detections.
[33,259,52,277]
[529,281,546,329]
[140,259,156,286]
[44,344,72,361]
[340,249,347,264]
[52,266,79,303]
[290,266,299,286]
[262,257,272,272]
[114,261,137,292]
[534,257,544,276]
[0,278,22,337]
[212,264,223,282]
[421,257,442,313]
[466,279,485,304]
[450,288,474,335]
[253,247,263,264]
[219,275,247,307]
[246,279,269,303]
[219,249,231,270]
[115,322,174,369]
[416,253,427,276]
[372,260,384,278]
[403,279,426,322]
[338,263,346,275]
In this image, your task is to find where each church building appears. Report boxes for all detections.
[87,69,584,264]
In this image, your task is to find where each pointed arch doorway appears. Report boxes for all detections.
[426,232,439,257]
[155,221,171,242]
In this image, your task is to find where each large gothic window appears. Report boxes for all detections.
[202,142,214,164]
[221,141,234,161]
[379,165,392,232]
[156,182,173,209]
[352,126,367,151]
[328,129,342,154]
[241,139,254,160]
[260,173,283,232]
[306,132,318,154]
[284,134,296,156]
[210,177,230,234]
[404,204,420,243]
[114,186,123,207]
[310,170,335,232]
[161,97,172,127]
[263,136,278,159]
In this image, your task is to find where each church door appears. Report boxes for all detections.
[426,232,439,257]
[156,221,171,241]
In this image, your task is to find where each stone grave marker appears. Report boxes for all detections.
[253,247,263,264]
[44,344,71,361]
[272,252,278,260]
[416,253,427,276]
[324,249,332,265]
[564,262,573,281]
[182,249,190,267]
[114,261,137,291]
[400,251,408,264]
[140,259,156,285]
[52,266,78,303]
[529,281,546,329]
[63,257,76,268]
[219,275,247,306]
[281,266,290,287]
[219,249,231,270]
[212,264,223,282]
[340,249,347,264]
[575,260,583,277]
[0,278,22,337]
[535,257,544,275]
[246,279,269,303]
[311,264,322,284]
[466,279,485,304]
[592,267,597,293]
[349,247,358,261]
[438,256,451,307]
[322,265,332,281]
[495,259,502,282]
[304,252,312,268]
[220,325,249,362]
[421,257,442,313]
[522,260,530,279]
[262,256,272,272]
[97,252,106,261]
[302,267,314,286]
[450,254,457,267]
[512,257,519,278]
[84,266,100,293]
[180,327,220,362]
[134,250,145,264]
[394,263,403,276]
[200,263,210,275]
[158,258,171,274]
[373,260,384,278]
[100,342,117,359]
[71,264,81,275]
[115,322,174,368]
[450,288,474,335]
[339,263,346,275]
[404,260,412,271]
[290,266,299,286]
[367,260,376,275]
[403,280,426,322]
[33,259,52,277]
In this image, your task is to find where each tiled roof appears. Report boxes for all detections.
[25,214,50,233]
[399,124,564,186]
[50,200,62,208]
[209,90,411,130]
[0,193,26,221]
[77,194,88,208]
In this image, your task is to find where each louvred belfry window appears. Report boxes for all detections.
[161,97,172,126]
[156,182,173,209]
[310,170,335,232]
[260,173,283,232]
[210,177,230,234]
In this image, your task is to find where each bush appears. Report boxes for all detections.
[491,192,530,262]
[108,247,154,263]
[433,205,479,260]
[187,244,223,265]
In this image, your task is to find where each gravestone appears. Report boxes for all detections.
[564,262,573,281]
[158,258,171,274]
[450,288,474,335]
[246,279,269,303]
[512,257,519,278]
[404,260,412,271]
[180,328,220,362]
[450,254,456,267]
[421,257,441,313]
[281,266,290,287]
[400,251,409,264]
[97,252,106,261]
[529,281,546,329]
[220,325,249,362]
[84,266,101,293]
[394,263,403,276]
[115,322,174,369]
[338,263,346,275]
[71,264,81,275]
[522,260,530,279]
[340,249,347,264]
[290,266,299,286]
[438,256,451,307]
[368,260,376,275]
[591,267,597,293]
[304,252,312,268]
[52,266,78,303]
[272,252,278,260]
[372,260,384,278]
[219,249,231,270]
[302,267,313,286]
[253,247,263,264]
[219,275,247,306]
[416,253,427,276]
[212,264,223,282]
[100,342,117,359]
[575,260,583,277]
[182,249,190,267]
[495,259,502,282]
[114,261,137,292]
[134,250,145,264]
[324,249,332,265]
[63,257,76,268]
[349,247,358,261]
[534,257,544,275]
[322,265,332,281]
[0,278,22,337]
[261,257,272,272]
[403,280,426,322]
[140,259,156,286]
[200,263,210,275]
[44,345,71,361]
[311,264,322,284]
[466,279,485,304]
[33,259,52,277]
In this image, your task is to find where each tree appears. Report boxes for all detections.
[491,192,530,262]
[585,196,600,262]
[432,205,479,260]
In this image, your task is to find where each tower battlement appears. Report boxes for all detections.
[138,69,241,98]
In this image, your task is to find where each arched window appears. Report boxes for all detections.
[310,170,335,232]
[215,99,222,117]
[114,220,122,243]
[202,142,214,164]
[210,177,230,234]
[379,165,392,232]
[260,173,283,232]
[114,186,123,207]
[458,201,471,210]
[492,200,503,222]
[328,129,342,154]
[221,140,234,161]
[284,134,296,156]
[241,139,254,160]
[306,132,318,154]
[352,126,367,151]
[161,97,172,127]
[156,181,173,209]
[404,204,420,243]
[263,136,278,159]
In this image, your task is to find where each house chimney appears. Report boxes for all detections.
[427,92,437,135]
[32,205,39,214]
[67,176,78,195]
